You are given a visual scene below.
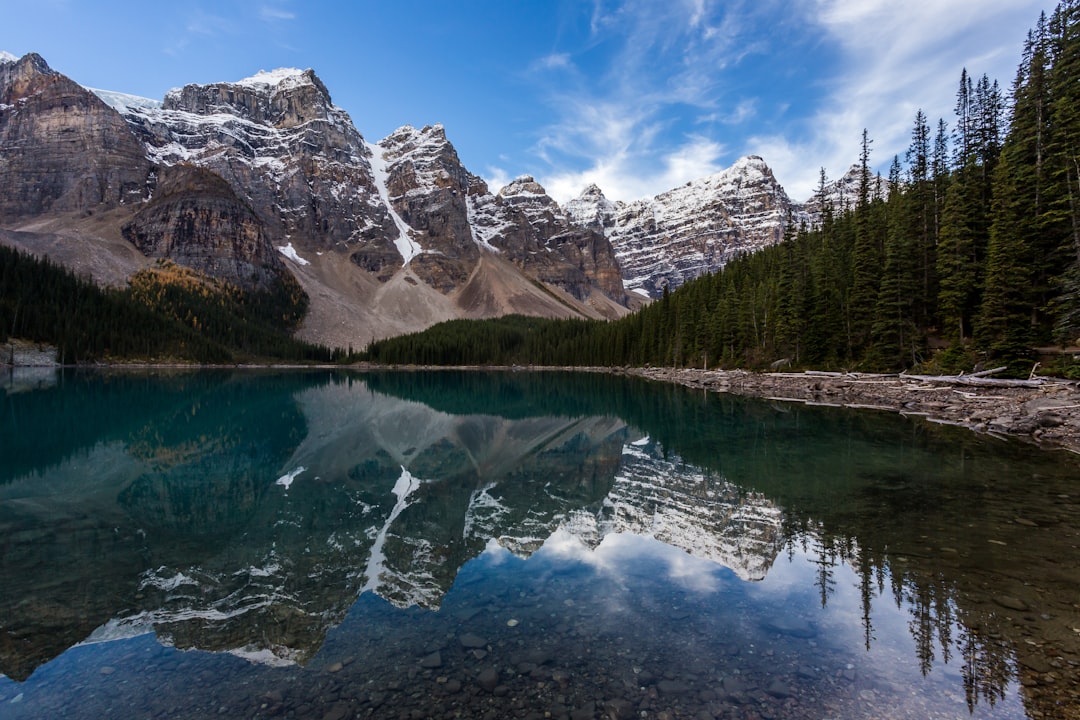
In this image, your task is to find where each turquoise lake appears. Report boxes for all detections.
[0,369,1078,719]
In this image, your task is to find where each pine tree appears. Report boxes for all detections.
[871,156,920,368]
[976,152,1035,365]
[953,69,974,168]
[976,14,1052,366]
[1046,0,1080,344]
[849,130,881,357]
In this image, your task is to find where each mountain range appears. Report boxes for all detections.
[0,52,852,347]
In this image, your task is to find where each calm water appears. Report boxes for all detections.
[0,369,1078,720]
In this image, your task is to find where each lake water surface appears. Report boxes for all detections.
[1,369,1078,719]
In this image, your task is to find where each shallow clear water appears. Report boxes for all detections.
[0,369,1078,719]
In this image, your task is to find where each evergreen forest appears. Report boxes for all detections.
[0,246,333,364]
[363,1,1080,378]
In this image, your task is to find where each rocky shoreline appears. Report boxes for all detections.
[608,366,1080,456]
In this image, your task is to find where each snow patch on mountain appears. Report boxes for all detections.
[564,183,619,231]
[233,67,309,89]
[365,139,423,263]
[277,242,310,266]
[465,193,511,252]
[88,88,163,113]
[0,51,20,64]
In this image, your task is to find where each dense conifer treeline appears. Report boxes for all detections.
[364,1,1080,378]
[0,246,333,363]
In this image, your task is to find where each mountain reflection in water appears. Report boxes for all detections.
[0,369,1077,719]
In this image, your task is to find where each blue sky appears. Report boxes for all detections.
[2,0,1051,202]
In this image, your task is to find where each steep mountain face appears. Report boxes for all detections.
[567,156,805,299]
[121,164,290,292]
[470,175,627,305]
[374,123,480,292]
[0,53,150,220]
[0,53,632,347]
[115,68,399,269]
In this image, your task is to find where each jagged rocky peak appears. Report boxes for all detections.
[108,60,390,262]
[376,123,480,293]
[0,52,150,220]
[564,183,620,231]
[1,52,632,333]
[732,153,771,175]
[498,175,561,224]
[659,154,783,208]
[499,175,551,198]
[378,123,473,197]
[0,51,53,100]
[164,67,336,129]
[606,154,802,299]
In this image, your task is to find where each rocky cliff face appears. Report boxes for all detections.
[121,164,290,292]
[0,53,149,220]
[567,156,805,299]
[116,68,397,260]
[104,69,631,309]
[469,175,627,304]
[374,124,480,292]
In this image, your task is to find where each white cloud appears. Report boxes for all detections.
[533,52,572,71]
[765,0,1048,198]
[542,135,727,204]
[529,0,760,203]
[260,6,296,22]
[524,0,1048,204]
[482,165,513,194]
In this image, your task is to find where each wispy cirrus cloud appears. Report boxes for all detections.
[524,0,1049,204]
[747,0,1048,198]
[527,0,774,203]
[259,4,296,22]
[532,52,573,72]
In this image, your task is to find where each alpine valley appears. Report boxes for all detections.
[0,52,833,351]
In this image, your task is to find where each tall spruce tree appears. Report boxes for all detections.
[849,129,881,358]
[1047,0,1080,344]
[975,22,1050,365]
[871,156,920,368]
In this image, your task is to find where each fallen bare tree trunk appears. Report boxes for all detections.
[899,373,1045,388]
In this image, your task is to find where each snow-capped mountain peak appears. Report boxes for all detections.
[601,154,803,298]
[0,50,17,64]
[499,175,550,198]
[564,183,620,232]
[233,67,310,89]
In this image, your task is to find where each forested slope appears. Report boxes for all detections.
[0,246,333,364]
